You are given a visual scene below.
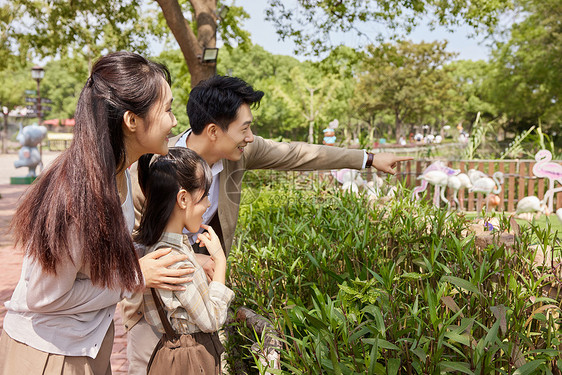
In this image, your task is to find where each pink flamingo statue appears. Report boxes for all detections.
[412,161,459,206]
[532,150,562,213]
[446,172,472,209]
[418,170,450,207]
[469,172,504,211]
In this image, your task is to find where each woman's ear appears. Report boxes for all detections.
[123,110,138,133]
[176,189,189,209]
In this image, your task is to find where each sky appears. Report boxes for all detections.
[234,1,492,62]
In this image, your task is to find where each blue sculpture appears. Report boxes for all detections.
[14,123,47,177]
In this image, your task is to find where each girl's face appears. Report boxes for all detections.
[183,189,210,233]
[134,78,177,156]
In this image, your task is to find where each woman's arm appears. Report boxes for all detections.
[139,247,194,290]
[25,237,124,314]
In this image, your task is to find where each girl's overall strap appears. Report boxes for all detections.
[150,288,177,339]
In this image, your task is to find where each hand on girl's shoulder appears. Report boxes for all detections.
[157,247,195,270]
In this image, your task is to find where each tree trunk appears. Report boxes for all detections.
[156,0,217,87]
[394,110,402,141]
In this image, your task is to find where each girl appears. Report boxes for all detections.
[0,51,192,375]
[135,148,234,374]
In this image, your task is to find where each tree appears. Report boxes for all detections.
[447,59,497,131]
[274,65,345,143]
[0,3,25,71]
[355,40,457,140]
[486,0,562,134]
[153,0,251,86]
[5,0,515,88]
[40,58,90,121]
[4,0,250,86]
[2,1,155,68]
[314,46,366,145]
[265,0,513,56]
[0,66,33,153]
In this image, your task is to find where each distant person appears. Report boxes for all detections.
[0,52,193,375]
[122,75,413,373]
[135,148,234,374]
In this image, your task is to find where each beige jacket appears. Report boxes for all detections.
[120,132,365,331]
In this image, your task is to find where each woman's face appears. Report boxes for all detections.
[184,189,210,233]
[134,78,177,156]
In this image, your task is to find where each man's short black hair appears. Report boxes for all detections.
[186,75,264,134]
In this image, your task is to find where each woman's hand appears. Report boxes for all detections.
[139,247,194,291]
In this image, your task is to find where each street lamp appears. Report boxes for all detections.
[31,66,45,125]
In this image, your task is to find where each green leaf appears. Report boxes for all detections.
[444,331,471,346]
[387,358,400,375]
[440,361,474,375]
[363,338,400,351]
[484,321,500,347]
[441,275,482,296]
[513,360,544,375]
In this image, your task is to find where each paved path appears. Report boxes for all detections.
[0,150,129,373]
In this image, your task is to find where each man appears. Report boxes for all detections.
[122,75,412,374]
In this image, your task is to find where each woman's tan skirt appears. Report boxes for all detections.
[147,331,224,375]
[0,321,114,375]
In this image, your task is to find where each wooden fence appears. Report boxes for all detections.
[391,159,562,213]
[262,158,562,213]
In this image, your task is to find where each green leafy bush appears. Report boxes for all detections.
[227,175,562,374]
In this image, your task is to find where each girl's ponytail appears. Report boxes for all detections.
[137,153,155,198]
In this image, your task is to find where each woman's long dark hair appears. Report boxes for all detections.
[11,51,171,291]
[134,147,212,247]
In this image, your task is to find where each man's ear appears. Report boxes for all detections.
[177,189,189,209]
[123,110,138,133]
[205,123,220,141]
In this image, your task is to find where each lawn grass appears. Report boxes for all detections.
[464,211,562,234]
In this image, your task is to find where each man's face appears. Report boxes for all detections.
[216,103,255,161]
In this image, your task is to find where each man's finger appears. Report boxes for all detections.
[395,156,414,162]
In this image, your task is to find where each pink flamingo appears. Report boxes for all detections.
[412,161,459,206]
[532,150,562,213]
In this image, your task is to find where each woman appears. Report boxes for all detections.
[0,51,190,375]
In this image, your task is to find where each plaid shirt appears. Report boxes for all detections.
[143,232,234,334]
